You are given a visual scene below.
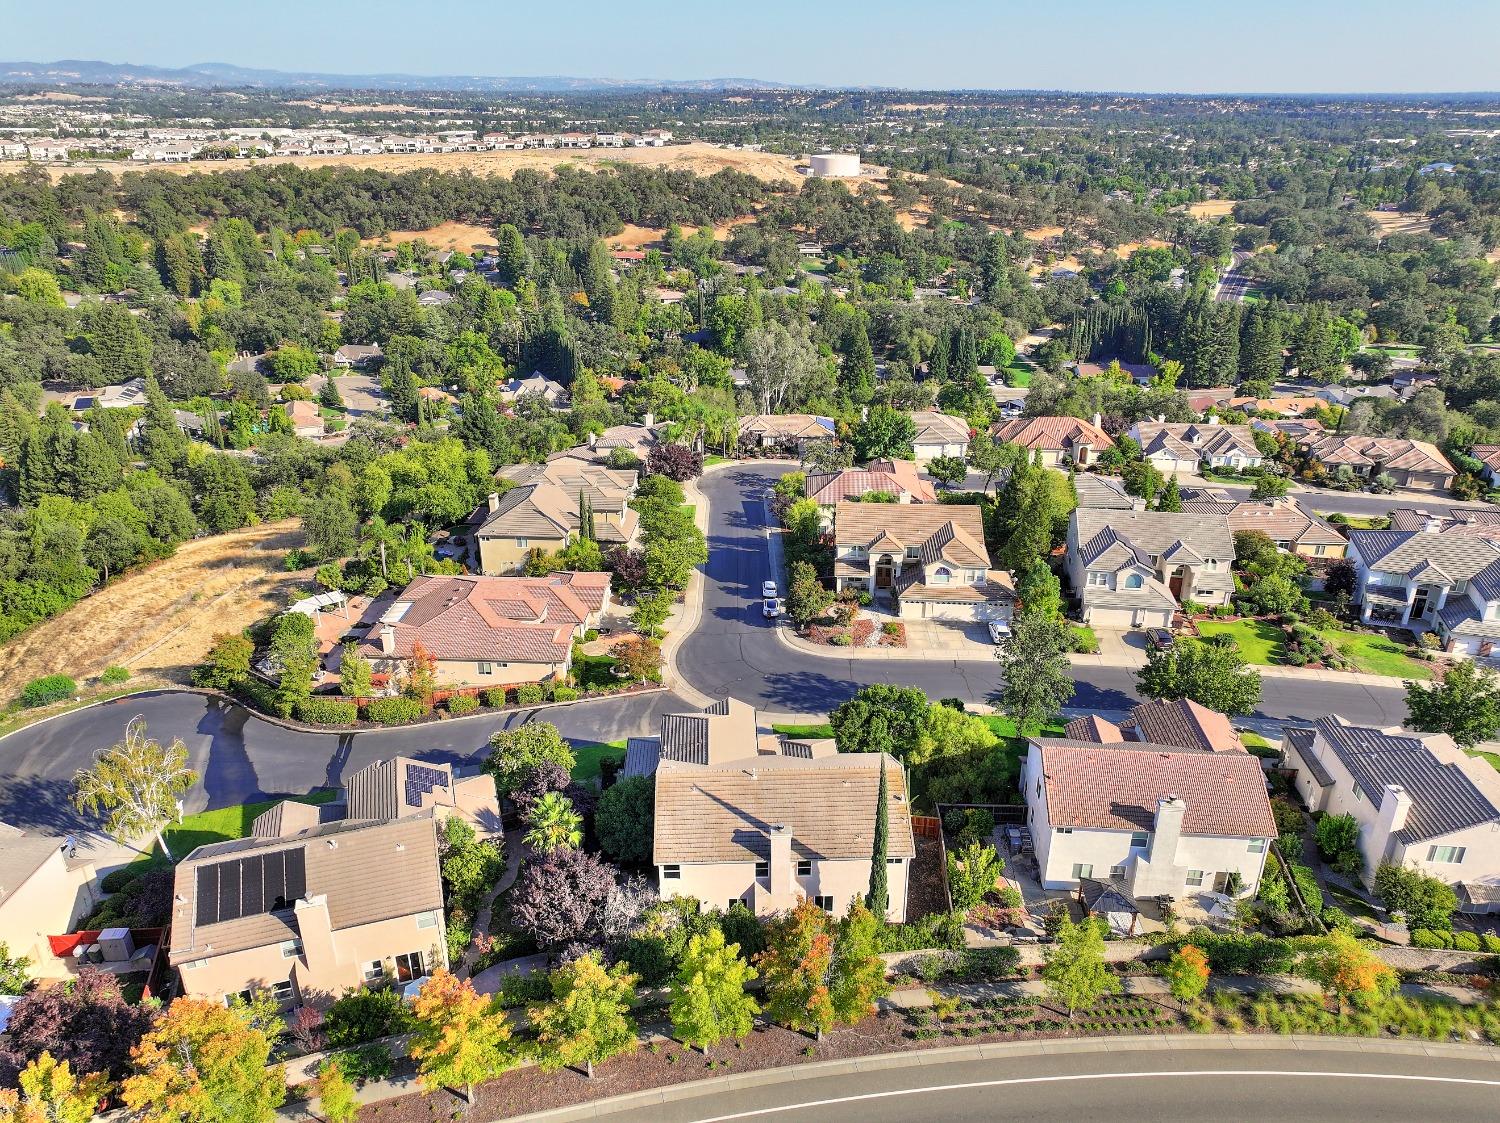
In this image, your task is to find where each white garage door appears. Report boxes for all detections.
[921,601,976,621]
[1087,607,1138,628]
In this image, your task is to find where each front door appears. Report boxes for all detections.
[1212,872,1230,894]
[1411,588,1431,620]
[875,555,896,588]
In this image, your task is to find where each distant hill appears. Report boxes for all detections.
[0,59,792,93]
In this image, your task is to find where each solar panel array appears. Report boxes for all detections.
[195,847,307,926]
[404,763,449,808]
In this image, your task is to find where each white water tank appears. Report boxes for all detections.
[809,153,861,178]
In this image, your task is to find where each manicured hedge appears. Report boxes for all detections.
[21,674,76,707]
[551,686,580,702]
[483,687,511,707]
[296,697,358,726]
[363,697,429,724]
[447,694,480,716]
[515,684,546,705]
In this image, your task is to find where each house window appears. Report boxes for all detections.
[1186,870,1205,888]
[269,979,295,1005]
[1248,838,1267,854]
[226,988,254,1008]
[905,547,920,561]
[1123,573,1144,589]
[1057,827,1073,835]
[887,856,902,865]
[754,861,770,878]
[1071,863,1093,880]
[1109,865,1127,880]
[279,938,303,959]
[662,864,681,879]
[394,951,424,981]
[417,910,440,929]
[1129,831,1149,848]
[515,537,528,548]
[478,662,492,675]
[1086,571,1109,588]
[363,961,385,984]
[932,566,952,586]
[796,859,812,876]
[1427,845,1467,864]
[814,895,835,913]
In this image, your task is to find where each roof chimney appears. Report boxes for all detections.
[768,824,793,898]
[643,411,655,428]
[1146,795,1187,868]
[1377,784,1412,838]
[487,492,500,513]
[1091,412,1103,431]
[379,624,396,655]
[588,431,597,449]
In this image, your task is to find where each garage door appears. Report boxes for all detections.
[921,601,975,621]
[1087,607,1137,628]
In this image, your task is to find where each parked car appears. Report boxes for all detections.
[987,620,1011,644]
[762,580,778,598]
[762,597,782,618]
[1145,627,1175,651]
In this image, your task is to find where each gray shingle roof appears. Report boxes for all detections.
[1350,531,1500,585]
[1309,717,1500,844]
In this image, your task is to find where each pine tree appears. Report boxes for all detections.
[1157,476,1183,512]
[866,762,890,918]
[496,223,528,287]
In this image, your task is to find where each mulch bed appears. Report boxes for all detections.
[906,834,951,919]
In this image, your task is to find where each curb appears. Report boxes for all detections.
[660,473,719,711]
[496,1033,1500,1122]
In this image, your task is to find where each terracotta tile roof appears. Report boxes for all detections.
[359,572,608,664]
[738,414,836,440]
[991,415,1113,452]
[1128,699,1243,753]
[653,753,915,864]
[1033,739,1275,838]
[805,466,935,505]
[1064,714,1124,742]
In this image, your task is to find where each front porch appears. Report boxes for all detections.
[1360,580,1448,631]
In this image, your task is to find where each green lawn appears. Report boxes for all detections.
[704,455,731,467]
[771,722,835,739]
[141,790,339,863]
[1196,619,1431,680]
[1324,629,1432,680]
[1467,749,1500,773]
[573,652,623,691]
[1320,513,1388,530]
[1195,619,1287,664]
[1003,361,1034,388]
[571,739,627,783]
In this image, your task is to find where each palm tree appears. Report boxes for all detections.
[523,791,582,853]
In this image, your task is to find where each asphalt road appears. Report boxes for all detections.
[0,462,1413,825]
[587,1043,1500,1122]
[675,463,1411,727]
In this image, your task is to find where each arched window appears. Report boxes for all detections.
[1124,573,1144,589]
[932,566,952,585]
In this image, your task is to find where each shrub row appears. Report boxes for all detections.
[446,694,480,716]
[363,697,429,725]
[295,697,358,726]
[1411,929,1500,952]
[876,911,967,953]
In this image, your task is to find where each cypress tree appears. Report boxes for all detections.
[866,759,890,919]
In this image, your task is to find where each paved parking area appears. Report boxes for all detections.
[902,618,998,657]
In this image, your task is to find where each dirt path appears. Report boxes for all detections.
[0,520,306,701]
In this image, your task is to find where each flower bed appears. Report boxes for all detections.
[802,617,906,648]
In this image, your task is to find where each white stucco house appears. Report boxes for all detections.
[1128,420,1264,476]
[909,411,971,461]
[1021,735,1275,898]
[1346,529,1500,657]
[1283,716,1500,909]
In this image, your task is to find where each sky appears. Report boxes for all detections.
[7,0,1500,94]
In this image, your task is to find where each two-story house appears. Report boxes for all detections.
[1178,492,1346,561]
[832,502,1014,623]
[1066,509,1235,628]
[1021,734,1275,897]
[1283,716,1500,907]
[1346,529,1500,656]
[358,571,612,687]
[499,462,640,549]
[991,414,1114,468]
[170,813,447,1010]
[1128,420,1263,476]
[630,699,915,921]
[471,472,638,576]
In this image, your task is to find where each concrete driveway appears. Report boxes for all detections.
[901,618,998,657]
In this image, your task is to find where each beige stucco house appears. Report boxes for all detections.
[472,469,638,576]
[831,501,1013,623]
[1066,508,1235,628]
[628,699,916,921]
[170,813,447,1009]
[0,824,97,983]
[991,414,1114,468]
[909,411,971,461]
[1283,717,1500,908]
[359,571,611,687]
